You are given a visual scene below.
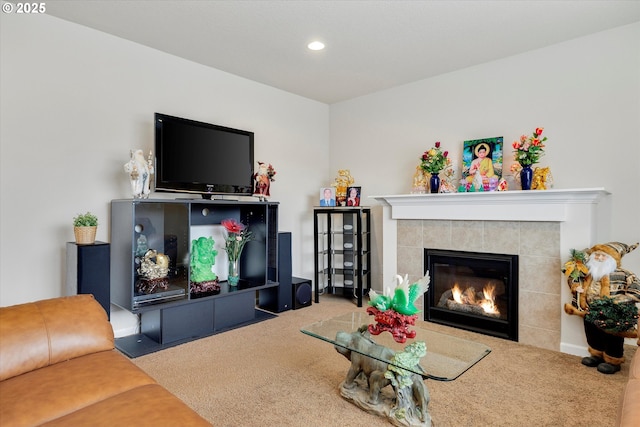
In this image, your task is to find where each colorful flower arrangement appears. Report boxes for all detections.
[420,142,449,174]
[512,127,547,166]
[221,218,253,261]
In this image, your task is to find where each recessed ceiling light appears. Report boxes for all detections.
[307,41,325,51]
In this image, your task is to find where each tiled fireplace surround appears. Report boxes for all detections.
[374,188,610,356]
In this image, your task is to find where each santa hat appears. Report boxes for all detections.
[588,242,639,267]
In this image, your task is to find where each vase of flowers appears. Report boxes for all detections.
[420,142,449,193]
[228,258,240,286]
[221,218,253,286]
[512,127,547,190]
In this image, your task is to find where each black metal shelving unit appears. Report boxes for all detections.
[313,207,371,307]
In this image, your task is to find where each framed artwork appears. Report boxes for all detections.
[346,186,361,207]
[461,136,503,192]
[319,187,336,206]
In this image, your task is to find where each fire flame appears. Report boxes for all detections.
[451,282,499,315]
[452,284,461,303]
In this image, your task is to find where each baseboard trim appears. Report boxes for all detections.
[560,342,588,357]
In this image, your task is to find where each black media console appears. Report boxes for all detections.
[110,198,279,357]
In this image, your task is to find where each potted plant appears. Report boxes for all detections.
[73,212,98,244]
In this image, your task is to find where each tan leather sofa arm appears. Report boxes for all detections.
[0,295,114,381]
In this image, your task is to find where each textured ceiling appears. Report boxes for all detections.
[45,0,640,104]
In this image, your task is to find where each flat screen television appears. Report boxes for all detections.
[154,113,254,199]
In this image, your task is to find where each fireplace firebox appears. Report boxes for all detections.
[424,249,518,341]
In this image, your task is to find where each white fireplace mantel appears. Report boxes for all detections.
[372,188,610,222]
[370,188,612,356]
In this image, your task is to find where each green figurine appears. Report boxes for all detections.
[190,236,218,283]
[368,273,430,315]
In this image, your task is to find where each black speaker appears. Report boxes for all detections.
[66,242,110,318]
[292,277,312,310]
[259,232,292,312]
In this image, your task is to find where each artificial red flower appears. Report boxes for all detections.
[221,219,244,234]
[535,127,544,136]
[435,141,441,148]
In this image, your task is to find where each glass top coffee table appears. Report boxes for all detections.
[301,311,491,381]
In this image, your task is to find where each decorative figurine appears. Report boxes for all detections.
[332,169,355,206]
[531,166,553,190]
[411,166,428,194]
[135,249,170,294]
[135,234,149,257]
[368,273,431,343]
[438,161,457,193]
[497,178,508,191]
[562,242,640,374]
[253,161,276,199]
[190,236,220,295]
[124,149,154,199]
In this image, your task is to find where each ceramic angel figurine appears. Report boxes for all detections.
[124,149,154,198]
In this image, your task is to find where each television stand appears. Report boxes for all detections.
[110,198,279,357]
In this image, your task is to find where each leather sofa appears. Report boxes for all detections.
[616,340,640,427]
[0,295,211,426]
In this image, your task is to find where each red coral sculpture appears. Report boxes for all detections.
[367,306,418,343]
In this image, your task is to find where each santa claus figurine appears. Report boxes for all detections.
[253,162,276,198]
[563,241,640,374]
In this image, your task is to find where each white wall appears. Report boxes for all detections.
[2,13,638,312]
[330,22,640,290]
[0,14,329,306]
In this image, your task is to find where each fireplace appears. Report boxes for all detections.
[374,189,610,354]
[425,249,519,341]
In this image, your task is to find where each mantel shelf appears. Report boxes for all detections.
[371,188,610,222]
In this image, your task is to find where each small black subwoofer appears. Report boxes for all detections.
[292,277,312,310]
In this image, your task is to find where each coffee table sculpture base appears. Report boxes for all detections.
[334,328,432,427]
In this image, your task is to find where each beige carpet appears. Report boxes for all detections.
[132,295,636,427]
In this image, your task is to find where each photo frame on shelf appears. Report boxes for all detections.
[346,186,361,206]
[461,136,503,192]
[319,187,336,206]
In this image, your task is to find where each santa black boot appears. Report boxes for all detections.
[597,353,624,374]
[581,347,604,367]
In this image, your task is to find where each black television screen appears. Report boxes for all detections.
[154,113,254,198]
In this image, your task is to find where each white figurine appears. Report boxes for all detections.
[124,149,154,199]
